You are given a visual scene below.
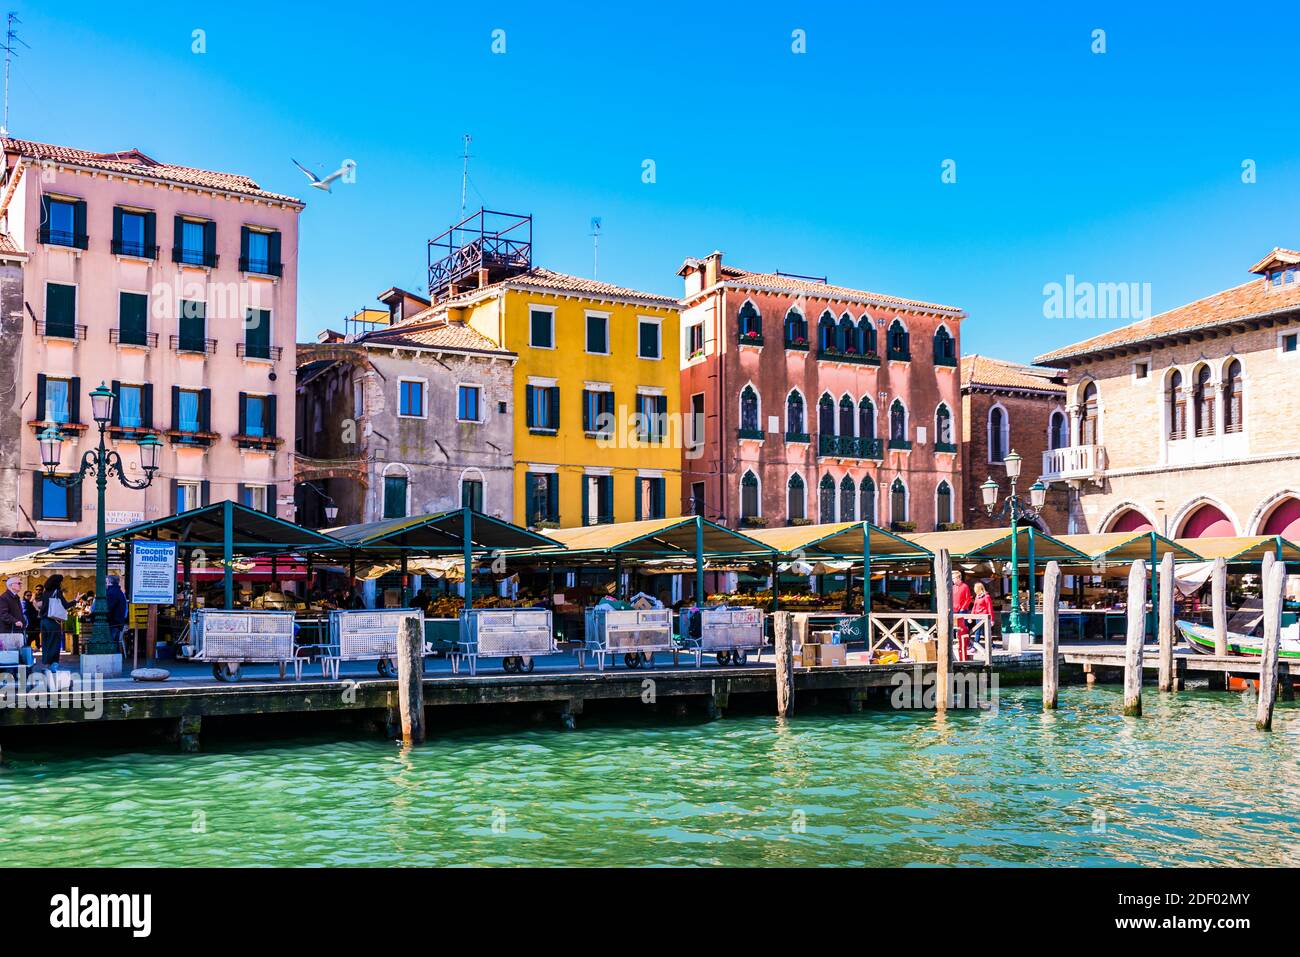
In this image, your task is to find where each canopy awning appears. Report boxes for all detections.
[510,517,774,563]
[1056,531,1203,566]
[902,527,1090,563]
[743,521,930,560]
[323,508,557,558]
[1171,535,1300,564]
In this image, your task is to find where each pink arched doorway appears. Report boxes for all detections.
[1178,503,1235,538]
[1107,508,1153,533]
[1261,497,1300,540]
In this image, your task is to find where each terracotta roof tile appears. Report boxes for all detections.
[1035,269,1300,364]
[961,354,1065,393]
[712,263,964,316]
[358,317,513,356]
[0,232,25,258]
[2,137,302,205]
[432,266,680,310]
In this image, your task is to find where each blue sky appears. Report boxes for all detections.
[15,2,1299,362]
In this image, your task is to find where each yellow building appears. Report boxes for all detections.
[440,268,682,528]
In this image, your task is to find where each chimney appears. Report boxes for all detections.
[703,251,723,289]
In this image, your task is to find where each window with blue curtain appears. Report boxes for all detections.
[45,379,71,424]
[526,384,558,431]
[178,390,200,433]
[118,385,143,428]
[245,395,266,437]
[41,476,70,520]
[818,312,835,351]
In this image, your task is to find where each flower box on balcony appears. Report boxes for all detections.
[936,522,964,532]
[234,434,283,452]
[784,337,810,351]
[742,516,768,528]
[739,332,764,347]
[890,521,917,533]
[785,431,810,444]
[888,438,913,451]
[737,427,764,441]
[790,517,813,526]
[166,429,219,448]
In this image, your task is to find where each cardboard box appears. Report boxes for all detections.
[817,643,846,667]
[800,644,819,668]
[907,637,938,663]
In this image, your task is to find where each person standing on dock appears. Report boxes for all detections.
[0,577,34,668]
[38,575,69,673]
[952,569,973,653]
[971,582,995,656]
[22,589,40,651]
[106,575,129,657]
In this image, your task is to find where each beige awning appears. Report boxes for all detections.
[1172,535,1300,564]
[743,521,929,560]
[902,527,1089,563]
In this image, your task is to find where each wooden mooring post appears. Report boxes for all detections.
[773,610,795,717]
[934,549,952,712]
[1123,559,1147,717]
[1042,560,1061,710]
[1157,551,1176,692]
[1256,561,1285,731]
[1211,557,1228,657]
[397,616,425,744]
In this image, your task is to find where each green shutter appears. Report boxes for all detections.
[268,230,281,272]
[238,393,248,435]
[45,284,76,335]
[199,389,211,432]
[143,211,156,255]
[119,292,148,344]
[548,474,559,524]
[31,471,42,522]
[581,475,590,526]
[173,216,184,261]
[525,472,538,524]
[38,196,50,243]
[72,200,88,249]
[142,384,154,429]
[110,380,121,427]
[240,225,250,268]
[35,373,45,421]
[265,394,277,438]
[547,386,560,430]
[203,221,217,263]
[112,207,124,248]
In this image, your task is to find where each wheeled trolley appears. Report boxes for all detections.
[457,608,555,676]
[189,609,298,681]
[679,606,766,667]
[324,609,425,679]
[581,607,673,670]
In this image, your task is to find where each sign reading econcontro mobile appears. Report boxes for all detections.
[130,540,177,605]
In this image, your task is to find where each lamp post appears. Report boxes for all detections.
[980,450,1047,636]
[38,382,161,672]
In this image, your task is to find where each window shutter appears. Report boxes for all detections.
[581,475,590,526]
[73,200,88,249]
[237,483,247,507]
[173,215,184,260]
[238,393,248,436]
[548,386,560,430]
[265,484,276,515]
[199,389,211,432]
[265,394,277,438]
[171,386,180,430]
[268,230,281,271]
[240,226,250,268]
[69,377,81,425]
[112,207,123,247]
[144,211,156,255]
[525,473,537,524]
[69,474,83,515]
[204,221,217,262]
[548,474,559,523]
[110,380,121,427]
[169,478,178,513]
[653,478,664,519]
[38,195,50,243]
[904,330,911,356]
[602,478,613,523]
[635,479,643,521]
[142,384,153,429]
[581,391,591,433]
[35,373,46,421]
[31,471,43,522]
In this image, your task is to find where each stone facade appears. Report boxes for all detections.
[0,249,26,540]
[1035,247,1300,540]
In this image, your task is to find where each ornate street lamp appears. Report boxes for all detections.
[981,449,1048,636]
[39,381,161,670]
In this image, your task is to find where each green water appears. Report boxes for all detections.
[1,685,1296,867]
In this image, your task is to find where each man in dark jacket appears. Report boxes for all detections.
[0,576,34,667]
[105,574,129,655]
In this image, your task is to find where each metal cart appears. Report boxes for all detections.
[679,606,766,667]
[457,608,555,675]
[323,609,424,679]
[581,606,674,670]
[189,609,297,681]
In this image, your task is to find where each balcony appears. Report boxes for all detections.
[887,437,913,451]
[171,335,217,355]
[934,441,958,454]
[817,347,881,366]
[817,433,883,460]
[173,247,218,268]
[737,426,765,441]
[737,331,764,348]
[1041,444,1106,482]
[240,256,284,277]
[38,228,88,249]
[111,239,159,260]
[110,328,159,348]
[783,337,810,351]
[34,319,87,341]
[785,431,810,444]
[237,342,284,361]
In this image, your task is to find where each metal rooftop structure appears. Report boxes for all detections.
[427,207,532,302]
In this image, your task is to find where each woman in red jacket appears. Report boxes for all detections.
[970,581,996,657]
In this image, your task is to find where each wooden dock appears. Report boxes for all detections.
[1059,642,1299,686]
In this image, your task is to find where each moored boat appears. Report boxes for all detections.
[1176,619,1300,659]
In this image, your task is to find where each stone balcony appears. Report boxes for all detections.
[1041,444,1106,483]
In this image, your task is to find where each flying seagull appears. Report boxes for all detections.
[291,158,355,192]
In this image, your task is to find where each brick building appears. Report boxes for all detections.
[678,251,965,532]
[1034,246,1300,542]
[959,355,1069,532]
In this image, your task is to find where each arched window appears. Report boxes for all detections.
[738,301,761,340]
[1194,365,1215,437]
[817,312,836,352]
[1224,359,1243,433]
[936,481,953,526]
[859,316,877,356]
[933,325,955,365]
[786,391,805,435]
[890,478,907,525]
[935,403,953,447]
[1081,382,1099,444]
[1167,372,1185,441]
[784,308,807,346]
[1049,410,1068,450]
[989,406,1008,462]
[889,399,907,445]
[741,470,760,520]
[787,473,805,523]
[740,385,759,433]
[840,475,856,521]
[818,393,835,435]
[819,474,836,523]
[838,313,856,354]
[838,395,855,437]
[860,476,876,524]
[887,319,910,360]
[859,397,876,440]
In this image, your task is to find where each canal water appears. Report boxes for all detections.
[0,685,1295,867]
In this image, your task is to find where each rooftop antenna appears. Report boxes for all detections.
[459,133,472,219]
[0,13,27,138]
[590,217,602,279]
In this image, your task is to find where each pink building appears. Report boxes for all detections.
[0,138,303,541]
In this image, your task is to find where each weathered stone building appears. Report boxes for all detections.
[1034,246,1300,541]
[959,355,1069,532]
[295,309,516,527]
[0,235,28,549]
